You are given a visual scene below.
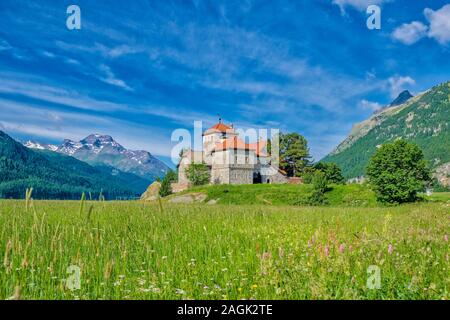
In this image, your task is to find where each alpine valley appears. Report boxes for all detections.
[322,81,450,188]
[0,131,169,199]
[24,134,170,181]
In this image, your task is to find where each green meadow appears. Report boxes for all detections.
[178,183,378,206]
[0,192,449,300]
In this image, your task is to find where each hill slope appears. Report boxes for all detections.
[0,131,148,199]
[322,81,450,183]
[167,183,378,207]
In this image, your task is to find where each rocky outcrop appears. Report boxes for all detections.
[167,192,207,204]
[140,181,161,201]
[434,163,450,187]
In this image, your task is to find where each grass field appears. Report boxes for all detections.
[176,183,378,206]
[1,197,449,300]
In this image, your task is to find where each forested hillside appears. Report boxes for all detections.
[0,131,147,199]
[322,81,450,181]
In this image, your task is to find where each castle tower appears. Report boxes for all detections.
[202,119,237,154]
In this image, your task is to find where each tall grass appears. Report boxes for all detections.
[0,200,448,300]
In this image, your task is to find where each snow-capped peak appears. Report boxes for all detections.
[22,134,169,180]
[79,134,124,153]
[57,139,84,155]
[24,140,58,152]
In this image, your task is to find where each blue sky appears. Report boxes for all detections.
[1,0,449,166]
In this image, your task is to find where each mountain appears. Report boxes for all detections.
[25,134,170,181]
[24,140,58,151]
[322,81,450,186]
[0,131,149,199]
[388,90,413,107]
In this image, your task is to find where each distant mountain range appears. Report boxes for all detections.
[24,134,170,181]
[322,81,450,187]
[0,131,152,199]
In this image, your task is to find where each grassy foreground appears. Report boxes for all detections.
[0,200,449,300]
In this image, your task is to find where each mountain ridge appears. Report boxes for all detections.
[0,131,150,199]
[322,81,449,187]
[24,133,170,181]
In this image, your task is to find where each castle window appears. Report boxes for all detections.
[245,156,249,164]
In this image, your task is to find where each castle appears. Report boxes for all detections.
[174,120,287,192]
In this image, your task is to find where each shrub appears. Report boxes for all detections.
[301,166,317,184]
[366,140,430,204]
[313,162,345,184]
[307,171,329,205]
[186,163,210,186]
[159,170,177,197]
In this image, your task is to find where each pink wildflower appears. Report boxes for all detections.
[339,244,345,254]
[324,245,330,257]
[388,244,394,255]
[261,252,272,260]
[444,234,448,242]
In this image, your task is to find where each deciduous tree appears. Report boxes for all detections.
[366,140,430,204]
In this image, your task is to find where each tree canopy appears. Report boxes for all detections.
[278,132,311,177]
[314,162,345,184]
[366,140,430,204]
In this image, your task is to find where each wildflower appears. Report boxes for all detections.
[175,288,185,295]
[444,234,448,242]
[278,247,285,258]
[238,287,243,292]
[138,279,146,286]
[324,245,330,257]
[261,252,272,260]
[3,240,12,268]
[339,244,345,254]
[388,244,394,255]
[251,284,258,290]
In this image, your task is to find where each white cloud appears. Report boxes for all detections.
[392,4,450,46]
[424,4,450,45]
[0,73,130,112]
[0,98,173,158]
[0,39,12,51]
[332,0,389,13]
[392,21,428,45]
[98,64,133,91]
[359,99,382,112]
[41,50,56,58]
[387,76,415,98]
[55,41,144,59]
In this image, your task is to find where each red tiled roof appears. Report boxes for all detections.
[213,137,268,157]
[247,140,267,157]
[210,122,232,132]
[203,122,234,135]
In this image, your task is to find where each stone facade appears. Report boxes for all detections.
[176,120,288,191]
